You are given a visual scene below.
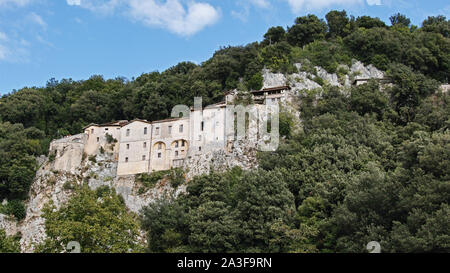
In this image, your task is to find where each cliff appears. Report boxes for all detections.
[0,60,384,252]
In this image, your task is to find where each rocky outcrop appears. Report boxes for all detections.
[0,213,18,236]
[262,60,385,93]
[49,134,86,173]
[184,140,259,180]
[14,143,181,253]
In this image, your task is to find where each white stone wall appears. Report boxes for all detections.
[84,125,121,156]
[150,118,190,171]
[49,134,86,173]
[117,121,152,175]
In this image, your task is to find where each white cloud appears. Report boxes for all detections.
[366,0,381,5]
[66,0,81,5]
[0,0,34,7]
[0,31,29,62]
[66,0,121,14]
[249,0,271,9]
[285,0,366,12]
[66,0,220,36]
[0,31,7,41]
[128,0,220,36]
[0,32,8,60]
[28,12,47,28]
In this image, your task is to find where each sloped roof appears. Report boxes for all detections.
[251,85,291,95]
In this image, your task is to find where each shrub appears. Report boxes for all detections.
[168,168,185,188]
[105,133,118,144]
[48,151,56,162]
[5,200,26,221]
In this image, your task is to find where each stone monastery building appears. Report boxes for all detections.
[50,86,291,176]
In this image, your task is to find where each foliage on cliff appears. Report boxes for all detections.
[36,185,144,253]
[0,229,20,253]
[0,11,449,252]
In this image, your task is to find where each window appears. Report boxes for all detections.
[143,142,147,148]
[158,143,162,150]
[127,144,130,150]
[168,126,172,134]
[199,146,202,152]
[125,157,128,163]
[155,127,160,135]
[175,141,179,148]
[181,140,185,147]
[126,129,130,136]
[158,153,162,158]
[179,124,183,133]
[105,128,109,131]
[142,155,146,161]
[201,121,204,131]
[96,137,100,142]
[144,127,147,135]
[175,151,179,157]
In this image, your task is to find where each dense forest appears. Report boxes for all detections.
[0,11,449,252]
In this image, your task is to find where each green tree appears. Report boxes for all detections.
[246,72,263,91]
[422,15,449,37]
[287,15,327,47]
[326,10,350,38]
[0,229,20,253]
[390,13,411,28]
[263,26,286,45]
[36,185,144,253]
[355,16,387,29]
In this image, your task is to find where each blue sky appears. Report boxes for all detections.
[0,0,448,95]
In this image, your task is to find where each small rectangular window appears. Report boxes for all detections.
[142,155,146,161]
[175,142,179,148]
[175,151,179,157]
[199,146,202,152]
[144,127,148,135]
[158,153,162,158]
[179,124,183,133]
[105,128,109,131]
[127,144,130,150]
[158,143,162,150]
[97,137,99,142]
[201,121,204,131]
[168,126,172,134]
[156,127,160,135]
[125,157,128,163]
[126,129,130,136]
[91,129,94,134]
[143,142,147,148]
[181,140,185,147]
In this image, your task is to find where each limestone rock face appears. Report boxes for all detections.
[49,134,86,173]
[184,139,259,180]
[263,60,385,94]
[0,214,18,236]
[14,142,181,253]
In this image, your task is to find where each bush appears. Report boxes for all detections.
[48,151,56,162]
[168,168,185,188]
[5,200,26,221]
[105,133,117,144]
